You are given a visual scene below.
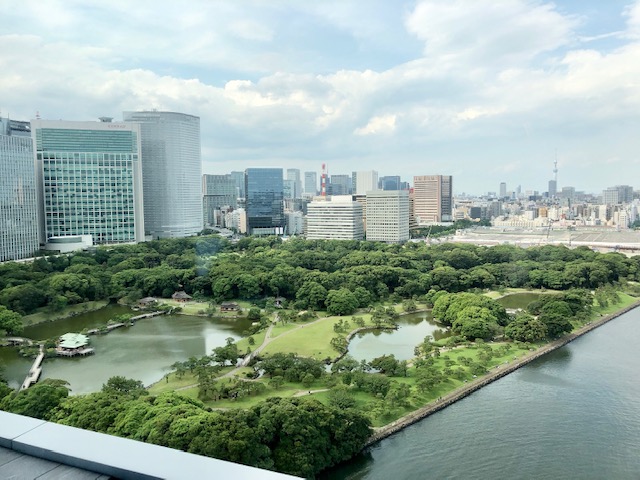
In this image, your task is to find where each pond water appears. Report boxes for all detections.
[495,292,544,309]
[347,311,449,362]
[1,307,252,394]
[23,304,134,341]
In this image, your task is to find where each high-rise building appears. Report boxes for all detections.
[413,175,453,224]
[499,182,507,198]
[304,171,317,196]
[245,168,284,235]
[353,170,379,195]
[283,179,295,199]
[366,190,410,243]
[305,196,364,240]
[379,176,402,191]
[229,171,245,198]
[612,185,634,204]
[328,174,351,195]
[202,174,237,227]
[124,111,202,238]
[548,180,557,198]
[32,118,145,245]
[0,118,39,261]
[286,169,302,199]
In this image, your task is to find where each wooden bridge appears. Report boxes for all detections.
[3,336,34,346]
[21,345,45,390]
[86,311,166,335]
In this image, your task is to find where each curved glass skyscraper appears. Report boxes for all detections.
[124,111,202,239]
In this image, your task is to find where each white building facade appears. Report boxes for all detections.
[366,190,410,243]
[305,196,364,240]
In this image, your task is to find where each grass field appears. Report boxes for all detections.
[22,300,110,326]
[158,298,255,317]
[147,294,640,427]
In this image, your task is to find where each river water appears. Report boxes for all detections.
[325,306,640,480]
[1,306,252,394]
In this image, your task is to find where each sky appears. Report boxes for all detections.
[1,0,639,195]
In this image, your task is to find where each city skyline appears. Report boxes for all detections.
[1,1,639,194]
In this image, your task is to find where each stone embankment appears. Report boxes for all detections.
[365,300,640,447]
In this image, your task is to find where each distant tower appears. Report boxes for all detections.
[549,154,558,198]
[321,163,327,196]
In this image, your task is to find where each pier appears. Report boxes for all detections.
[86,310,166,335]
[20,345,45,391]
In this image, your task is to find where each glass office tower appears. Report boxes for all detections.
[245,168,284,235]
[124,111,202,238]
[32,119,145,245]
[202,174,237,227]
[0,118,39,261]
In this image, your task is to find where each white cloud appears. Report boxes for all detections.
[405,0,578,69]
[1,1,639,192]
[354,114,397,136]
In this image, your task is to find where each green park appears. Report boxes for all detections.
[2,235,640,477]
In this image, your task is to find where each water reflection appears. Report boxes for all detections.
[3,307,252,394]
[347,311,450,362]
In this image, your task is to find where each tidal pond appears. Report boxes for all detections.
[2,307,252,394]
[347,311,450,362]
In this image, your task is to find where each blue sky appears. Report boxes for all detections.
[1,0,639,194]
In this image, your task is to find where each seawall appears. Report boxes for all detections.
[365,300,640,447]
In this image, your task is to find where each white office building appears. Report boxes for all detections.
[366,190,410,243]
[124,111,202,239]
[353,170,379,195]
[306,196,364,240]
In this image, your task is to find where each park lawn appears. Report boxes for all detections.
[270,322,301,338]
[22,300,110,326]
[590,292,637,317]
[148,372,198,395]
[235,329,267,353]
[484,287,537,299]
[159,299,211,315]
[158,298,256,317]
[260,315,349,360]
[203,378,327,409]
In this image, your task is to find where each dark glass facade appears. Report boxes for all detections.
[245,168,284,235]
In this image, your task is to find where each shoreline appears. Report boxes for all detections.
[364,299,640,447]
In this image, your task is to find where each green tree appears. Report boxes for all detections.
[325,288,359,316]
[0,379,69,420]
[101,376,147,397]
[328,384,357,409]
[0,306,23,336]
[504,313,547,342]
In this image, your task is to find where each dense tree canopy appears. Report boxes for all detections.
[31,380,371,478]
[1,236,633,318]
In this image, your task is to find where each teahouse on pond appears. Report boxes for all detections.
[56,333,94,357]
